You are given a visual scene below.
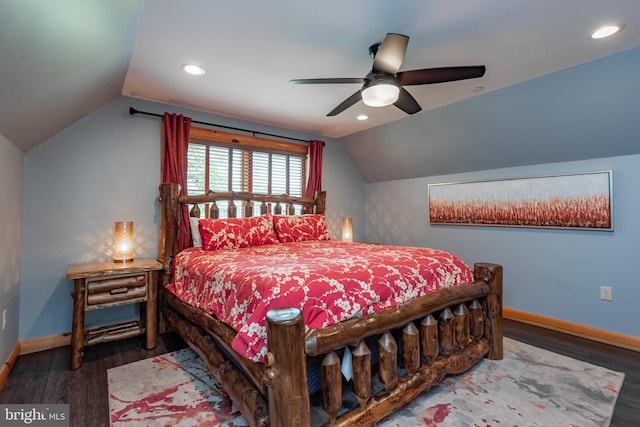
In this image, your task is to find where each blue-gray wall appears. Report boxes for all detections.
[365,156,639,337]
[16,47,640,344]
[19,96,365,340]
[0,134,22,364]
[353,49,640,339]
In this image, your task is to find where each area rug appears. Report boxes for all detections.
[107,338,624,426]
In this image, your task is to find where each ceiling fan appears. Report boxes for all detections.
[290,33,486,116]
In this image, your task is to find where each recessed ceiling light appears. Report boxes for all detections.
[590,24,623,39]
[182,64,206,76]
[356,114,369,121]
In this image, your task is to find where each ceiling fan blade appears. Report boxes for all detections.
[372,33,409,75]
[290,78,363,85]
[394,87,422,115]
[397,65,486,86]
[327,90,362,116]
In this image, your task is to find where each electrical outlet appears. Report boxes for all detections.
[600,286,612,301]
[2,309,6,330]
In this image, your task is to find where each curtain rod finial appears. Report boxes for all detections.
[129,107,137,115]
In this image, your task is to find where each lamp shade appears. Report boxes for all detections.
[341,218,353,242]
[113,221,134,263]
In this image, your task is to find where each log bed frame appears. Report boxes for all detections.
[158,182,503,427]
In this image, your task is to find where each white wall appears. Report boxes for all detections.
[19,96,365,340]
[0,134,22,364]
[365,155,640,337]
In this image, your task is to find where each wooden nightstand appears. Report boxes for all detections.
[66,258,163,369]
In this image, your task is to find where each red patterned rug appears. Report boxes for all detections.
[108,338,623,426]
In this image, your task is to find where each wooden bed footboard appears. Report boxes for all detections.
[157,183,503,427]
[260,262,502,426]
[160,263,502,427]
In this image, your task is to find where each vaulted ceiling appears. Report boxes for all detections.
[2,0,639,157]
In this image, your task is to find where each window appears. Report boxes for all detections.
[186,127,308,217]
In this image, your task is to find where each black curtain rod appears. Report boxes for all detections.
[129,107,312,144]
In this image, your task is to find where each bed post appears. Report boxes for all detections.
[473,263,503,360]
[158,183,180,279]
[315,191,326,214]
[157,183,181,334]
[264,308,311,427]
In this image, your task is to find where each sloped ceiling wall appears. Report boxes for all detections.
[2,1,639,182]
[340,47,640,182]
[0,0,143,152]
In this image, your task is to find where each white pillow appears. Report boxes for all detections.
[190,217,202,248]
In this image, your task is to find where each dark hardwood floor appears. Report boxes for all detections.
[1,320,638,426]
[0,332,187,427]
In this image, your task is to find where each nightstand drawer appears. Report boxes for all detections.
[86,274,148,307]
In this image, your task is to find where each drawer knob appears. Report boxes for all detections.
[110,287,129,295]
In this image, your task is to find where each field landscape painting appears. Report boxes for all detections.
[428,171,613,230]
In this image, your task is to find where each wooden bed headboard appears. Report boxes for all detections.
[158,182,326,270]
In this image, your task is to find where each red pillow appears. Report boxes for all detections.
[198,214,278,251]
[273,214,332,243]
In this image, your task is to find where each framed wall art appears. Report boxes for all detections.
[428,171,613,231]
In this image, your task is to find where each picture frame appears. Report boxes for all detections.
[428,171,613,231]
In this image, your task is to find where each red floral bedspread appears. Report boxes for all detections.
[166,240,473,362]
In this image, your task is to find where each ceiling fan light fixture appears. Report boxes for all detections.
[361,80,400,107]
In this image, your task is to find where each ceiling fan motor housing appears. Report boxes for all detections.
[368,42,382,58]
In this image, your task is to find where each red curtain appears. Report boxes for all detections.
[162,113,192,251]
[304,140,324,212]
